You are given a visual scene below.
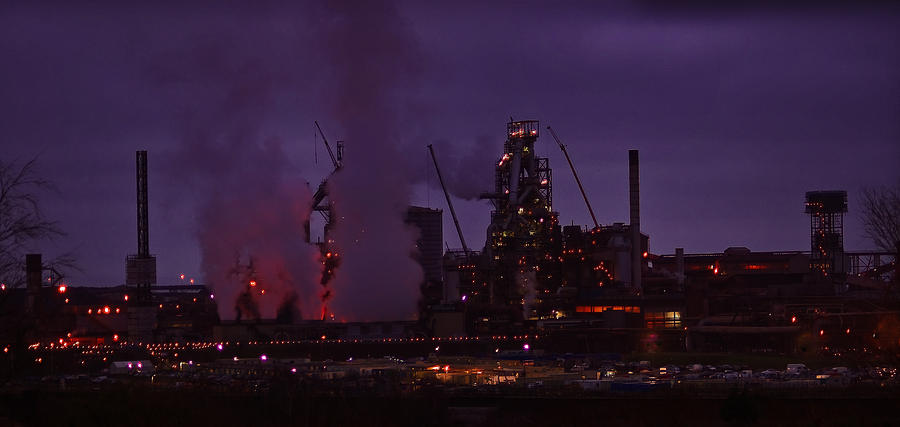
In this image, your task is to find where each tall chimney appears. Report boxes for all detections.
[629,150,641,294]
[26,253,42,314]
[136,151,149,258]
[127,151,155,300]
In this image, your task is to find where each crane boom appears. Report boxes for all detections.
[546,126,600,229]
[427,144,470,257]
[314,120,340,170]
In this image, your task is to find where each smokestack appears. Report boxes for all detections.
[26,253,41,314]
[126,151,156,302]
[136,151,149,258]
[629,150,641,294]
[676,247,684,286]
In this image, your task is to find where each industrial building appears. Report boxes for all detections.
[1,121,897,360]
[427,119,898,356]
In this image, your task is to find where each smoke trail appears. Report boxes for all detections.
[175,132,322,321]
[314,2,425,321]
[519,270,537,319]
[157,41,322,321]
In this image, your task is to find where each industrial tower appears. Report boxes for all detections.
[482,120,561,322]
[126,150,157,341]
[805,191,848,279]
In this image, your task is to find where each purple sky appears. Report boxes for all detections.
[2,1,898,287]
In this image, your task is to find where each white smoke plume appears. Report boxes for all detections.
[314,2,425,321]
[157,40,322,320]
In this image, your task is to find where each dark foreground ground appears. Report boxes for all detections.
[1,388,899,427]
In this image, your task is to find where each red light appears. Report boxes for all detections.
[87,309,92,314]
[791,316,797,323]
[103,306,110,314]
[249,281,257,287]
[180,273,185,280]
[113,334,119,342]
[57,285,67,293]
[115,308,120,314]
[642,252,648,258]
[845,328,851,334]
[124,294,129,301]
[819,329,825,336]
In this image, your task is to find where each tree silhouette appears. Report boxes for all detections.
[0,157,72,288]
[860,184,900,252]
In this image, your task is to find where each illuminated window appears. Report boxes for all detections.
[646,311,681,328]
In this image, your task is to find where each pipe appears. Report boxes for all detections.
[676,247,684,286]
[629,150,641,294]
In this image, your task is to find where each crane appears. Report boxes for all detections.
[314,120,341,170]
[307,121,343,242]
[427,144,470,258]
[546,126,600,229]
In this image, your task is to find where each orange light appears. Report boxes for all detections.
[321,335,326,340]
[642,251,648,258]
[57,285,67,293]
[326,252,332,258]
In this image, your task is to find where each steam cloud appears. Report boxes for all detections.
[158,41,321,321]
[158,1,439,322]
[315,2,425,321]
